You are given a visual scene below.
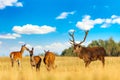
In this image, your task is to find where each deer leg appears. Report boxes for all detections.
[11,59,14,67]
[85,60,91,67]
[51,64,54,69]
[37,65,40,71]
[36,65,38,71]
[47,63,52,71]
[101,57,105,67]
[36,63,40,71]
[83,56,91,67]
[99,56,105,67]
[37,59,42,71]
[31,65,35,70]
[44,59,51,71]
[18,60,21,67]
[52,64,57,69]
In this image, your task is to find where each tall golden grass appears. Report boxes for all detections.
[0,56,120,80]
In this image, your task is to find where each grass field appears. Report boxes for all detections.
[0,56,120,80]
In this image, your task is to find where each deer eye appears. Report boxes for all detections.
[78,45,81,48]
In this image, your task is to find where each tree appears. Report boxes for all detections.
[61,47,77,56]
[88,37,120,56]
[61,37,120,56]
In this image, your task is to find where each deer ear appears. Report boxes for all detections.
[78,45,81,48]
[32,47,34,50]
[44,50,47,53]
[23,44,26,46]
[47,50,49,52]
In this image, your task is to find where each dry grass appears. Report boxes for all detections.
[0,56,120,80]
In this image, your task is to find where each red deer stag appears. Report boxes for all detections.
[69,30,106,67]
[28,47,42,71]
[10,44,29,67]
[43,50,56,71]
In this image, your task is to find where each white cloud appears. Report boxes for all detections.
[76,15,120,30]
[35,46,42,50]
[105,19,112,23]
[112,17,120,24]
[0,33,21,39]
[56,11,75,19]
[43,42,70,54]
[10,46,20,52]
[26,44,43,55]
[111,15,118,19]
[25,42,70,55]
[101,24,109,28]
[76,15,104,30]
[69,29,75,33]
[0,0,23,9]
[15,2,23,7]
[82,41,92,46]
[101,19,112,28]
[101,15,120,28]
[18,41,25,44]
[12,24,56,34]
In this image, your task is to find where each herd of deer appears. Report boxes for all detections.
[10,45,56,71]
[9,30,106,71]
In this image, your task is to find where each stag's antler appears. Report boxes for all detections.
[79,30,89,44]
[69,31,75,45]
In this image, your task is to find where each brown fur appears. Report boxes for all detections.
[43,50,56,71]
[28,48,42,71]
[69,31,106,67]
[10,44,29,67]
[73,44,106,67]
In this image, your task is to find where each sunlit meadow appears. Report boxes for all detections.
[0,56,120,80]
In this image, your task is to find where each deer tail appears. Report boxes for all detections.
[10,53,14,59]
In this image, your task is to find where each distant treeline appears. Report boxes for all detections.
[61,37,120,56]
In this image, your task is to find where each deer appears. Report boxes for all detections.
[28,47,42,71]
[43,50,57,71]
[69,30,106,67]
[10,44,29,67]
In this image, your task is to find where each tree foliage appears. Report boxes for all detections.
[61,37,120,56]
[61,47,77,56]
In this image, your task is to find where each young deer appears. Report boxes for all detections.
[43,50,57,71]
[28,48,42,71]
[69,30,106,67]
[10,44,29,67]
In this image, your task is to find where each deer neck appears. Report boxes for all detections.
[20,48,25,54]
[79,47,83,51]
[30,55,34,62]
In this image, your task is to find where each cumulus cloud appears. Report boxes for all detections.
[44,42,69,53]
[56,11,75,19]
[25,42,70,55]
[101,15,120,28]
[41,42,70,55]
[76,15,104,30]
[0,0,23,9]
[35,46,42,50]
[0,33,21,39]
[76,15,120,30]
[112,16,120,24]
[12,24,56,34]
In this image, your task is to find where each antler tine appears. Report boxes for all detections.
[69,31,75,45]
[79,30,89,44]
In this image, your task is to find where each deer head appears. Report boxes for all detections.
[44,50,49,53]
[69,30,89,53]
[29,47,34,56]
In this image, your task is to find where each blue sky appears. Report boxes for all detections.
[0,0,120,56]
